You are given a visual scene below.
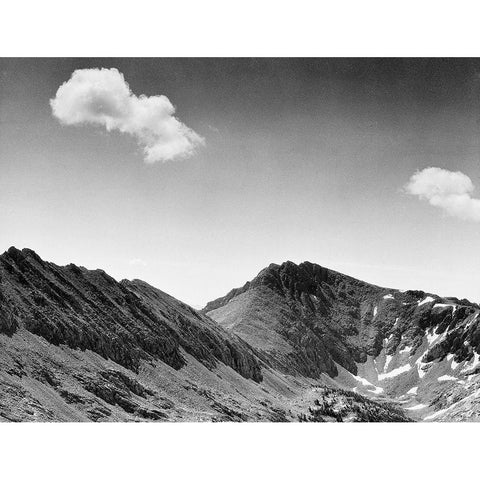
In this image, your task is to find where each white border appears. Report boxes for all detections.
[0,422,478,479]
[2,1,480,478]
[1,0,480,57]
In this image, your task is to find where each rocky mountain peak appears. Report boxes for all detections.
[4,246,44,264]
[252,260,332,297]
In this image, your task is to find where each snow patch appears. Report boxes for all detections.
[450,357,462,370]
[373,306,378,318]
[470,352,480,369]
[438,375,457,382]
[406,404,427,411]
[378,364,412,380]
[384,355,393,372]
[426,329,445,346]
[407,386,418,395]
[418,296,434,307]
[349,373,384,394]
[415,354,430,378]
[461,352,480,373]
[432,303,457,314]
[383,294,394,300]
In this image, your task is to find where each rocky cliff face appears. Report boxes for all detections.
[205,261,480,420]
[205,261,397,377]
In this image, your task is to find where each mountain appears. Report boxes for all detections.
[204,261,480,421]
[1,248,478,422]
[0,247,290,421]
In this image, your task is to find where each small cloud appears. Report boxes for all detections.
[404,167,480,222]
[129,258,147,267]
[50,68,204,163]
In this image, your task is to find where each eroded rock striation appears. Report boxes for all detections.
[0,247,261,382]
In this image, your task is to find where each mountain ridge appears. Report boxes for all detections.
[1,247,480,421]
[205,259,480,421]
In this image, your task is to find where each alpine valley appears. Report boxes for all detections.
[1,247,479,422]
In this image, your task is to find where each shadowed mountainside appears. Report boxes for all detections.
[0,247,261,381]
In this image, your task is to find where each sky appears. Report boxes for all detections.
[1,58,480,306]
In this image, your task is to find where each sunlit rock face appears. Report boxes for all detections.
[205,260,480,421]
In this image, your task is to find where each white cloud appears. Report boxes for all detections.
[405,167,480,222]
[50,68,204,163]
[129,258,147,267]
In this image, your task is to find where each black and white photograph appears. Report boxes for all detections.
[2,2,480,479]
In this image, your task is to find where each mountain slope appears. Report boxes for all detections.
[1,247,295,421]
[205,261,480,421]
[2,249,478,422]
[0,248,413,422]
[0,247,261,381]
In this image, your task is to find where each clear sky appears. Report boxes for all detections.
[1,58,480,306]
